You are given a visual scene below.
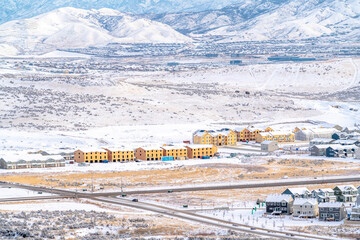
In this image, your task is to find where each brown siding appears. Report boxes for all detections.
[74,150,84,163]
[135,148,146,160]
[104,148,112,161]
[185,147,194,159]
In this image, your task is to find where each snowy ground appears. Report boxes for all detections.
[0,200,110,212]
[0,57,359,155]
[1,49,359,239]
[0,187,53,198]
[202,208,345,231]
[0,57,359,132]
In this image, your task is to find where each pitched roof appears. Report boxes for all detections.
[186,144,214,149]
[310,138,334,144]
[161,146,187,150]
[284,187,310,195]
[293,198,317,205]
[76,148,107,153]
[319,188,334,193]
[105,148,134,152]
[335,185,357,191]
[194,129,234,137]
[328,145,358,151]
[1,153,64,163]
[266,194,293,202]
[258,131,293,137]
[312,144,358,150]
[139,146,163,151]
[319,202,344,208]
[193,131,210,137]
[301,128,338,135]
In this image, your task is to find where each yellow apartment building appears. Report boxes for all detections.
[74,148,108,163]
[193,130,213,144]
[293,127,301,133]
[236,128,252,141]
[236,126,273,142]
[135,147,163,161]
[193,129,237,146]
[255,131,295,143]
[264,127,274,132]
[161,146,188,159]
[104,148,135,162]
[185,144,217,159]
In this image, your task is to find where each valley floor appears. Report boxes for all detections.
[1,56,360,239]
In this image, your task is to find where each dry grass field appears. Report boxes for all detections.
[0,159,360,191]
[0,159,358,190]
[0,158,358,193]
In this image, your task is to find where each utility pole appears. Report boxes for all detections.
[121,177,123,194]
[91,173,94,193]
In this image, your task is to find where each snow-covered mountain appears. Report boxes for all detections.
[149,0,360,41]
[0,0,240,25]
[0,7,191,55]
[0,0,359,55]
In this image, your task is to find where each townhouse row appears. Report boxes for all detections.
[74,145,217,163]
[265,185,360,221]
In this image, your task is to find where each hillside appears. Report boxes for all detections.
[0,0,240,25]
[0,7,191,55]
[149,0,360,41]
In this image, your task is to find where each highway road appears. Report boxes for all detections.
[0,181,351,240]
[2,175,360,198]
[92,175,360,196]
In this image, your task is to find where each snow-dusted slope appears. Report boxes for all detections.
[210,0,360,41]
[0,0,241,25]
[0,7,192,55]
[150,0,360,41]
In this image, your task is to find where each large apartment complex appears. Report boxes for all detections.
[193,129,237,146]
[185,144,218,159]
[255,131,295,143]
[235,126,273,142]
[74,148,108,163]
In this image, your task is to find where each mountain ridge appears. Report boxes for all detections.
[0,0,240,25]
[148,0,360,41]
[0,7,192,56]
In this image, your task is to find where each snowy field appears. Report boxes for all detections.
[0,200,118,213]
[0,57,359,157]
[0,57,359,132]
[0,187,53,198]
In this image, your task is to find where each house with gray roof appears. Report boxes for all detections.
[282,187,311,199]
[326,144,359,158]
[292,198,318,218]
[333,139,359,146]
[266,194,293,215]
[309,138,335,147]
[310,144,332,156]
[333,185,358,203]
[311,188,336,203]
[296,128,339,141]
[350,195,360,221]
[318,202,347,221]
[0,153,65,169]
[261,141,279,152]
